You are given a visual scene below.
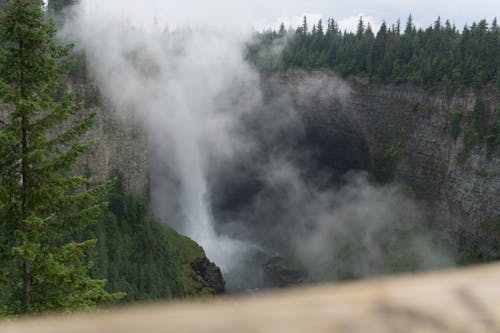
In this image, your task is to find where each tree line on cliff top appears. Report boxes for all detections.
[248,15,500,92]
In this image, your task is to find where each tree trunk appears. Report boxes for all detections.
[22,261,30,311]
[21,107,30,311]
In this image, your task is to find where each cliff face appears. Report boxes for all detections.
[83,72,499,257]
[293,73,499,253]
[75,84,150,196]
[348,80,499,223]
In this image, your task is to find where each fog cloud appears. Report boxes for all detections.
[208,71,454,285]
[64,1,456,292]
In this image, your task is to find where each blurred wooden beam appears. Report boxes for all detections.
[3,263,500,333]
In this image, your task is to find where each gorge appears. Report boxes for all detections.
[53,0,500,295]
[78,68,499,291]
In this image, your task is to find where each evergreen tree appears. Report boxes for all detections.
[317,19,324,36]
[0,0,122,314]
[301,16,308,34]
[356,16,365,37]
[247,15,499,90]
[278,22,286,36]
[371,21,388,79]
[404,15,414,34]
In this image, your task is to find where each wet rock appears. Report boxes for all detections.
[263,257,307,288]
[190,257,225,295]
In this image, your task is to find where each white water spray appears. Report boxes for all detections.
[66,1,262,277]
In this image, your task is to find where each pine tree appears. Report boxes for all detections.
[0,0,123,314]
[317,19,324,36]
[248,15,499,89]
[370,21,388,78]
[302,16,308,35]
[356,16,365,37]
[278,22,286,36]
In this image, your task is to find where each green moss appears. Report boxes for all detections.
[374,142,407,183]
[161,227,221,297]
[458,217,500,265]
[486,105,500,155]
[163,227,205,262]
[414,103,436,113]
[450,110,464,140]
[449,100,500,157]
[410,184,427,196]
[384,143,404,160]
[463,124,482,149]
[462,98,490,151]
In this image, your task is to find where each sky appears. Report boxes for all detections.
[78,0,500,33]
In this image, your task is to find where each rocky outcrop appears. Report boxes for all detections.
[263,257,307,288]
[189,257,225,295]
[165,227,226,296]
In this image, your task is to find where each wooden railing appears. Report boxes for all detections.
[3,263,500,333]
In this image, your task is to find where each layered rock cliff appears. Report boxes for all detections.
[348,79,499,223]
[290,72,499,255]
[75,83,150,196]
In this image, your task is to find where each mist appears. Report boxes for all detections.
[208,70,454,286]
[63,1,455,292]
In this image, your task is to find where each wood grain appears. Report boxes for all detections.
[3,264,500,333]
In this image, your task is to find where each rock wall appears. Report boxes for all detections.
[81,72,499,251]
[76,84,149,196]
[282,71,499,227]
[346,79,499,225]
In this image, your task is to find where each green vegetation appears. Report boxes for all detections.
[458,98,499,154]
[374,142,406,182]
[87,173,184,301]
[0,1,222,316]
[486,105,500,153]
[0,0,123,314]
[248,16,500,91]
[450,110,464,140]
[86,172,224,302]
[163,227,224,297]
[458,217,500,265]
[472,98,487,139]
[384,142,405,161]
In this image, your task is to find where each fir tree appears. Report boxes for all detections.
[0,0,123,314]
[301,16,308,34]
[246,15,499,89]
[356,16,365,37]
[317,19,324,36]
